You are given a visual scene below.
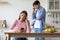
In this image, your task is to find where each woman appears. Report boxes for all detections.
[9,10,31,40]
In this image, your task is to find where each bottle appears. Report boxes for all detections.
[2,23,6,28]
[2,20,6,28]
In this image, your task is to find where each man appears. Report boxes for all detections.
[31,0,46,40]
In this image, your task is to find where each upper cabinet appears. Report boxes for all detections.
[0,0,8,3]
[0,0,10,5]
[48,0,60,11]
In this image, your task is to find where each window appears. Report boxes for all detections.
[49,0,60,10]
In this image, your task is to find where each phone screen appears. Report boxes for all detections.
[21,28,24,30]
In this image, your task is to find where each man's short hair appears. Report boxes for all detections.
[33,0,40,6]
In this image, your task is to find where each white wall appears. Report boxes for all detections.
[0,0,47,27]
[0,0,33,27]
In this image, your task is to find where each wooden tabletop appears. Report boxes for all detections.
[4,32,60,37]
[4,28,60,38]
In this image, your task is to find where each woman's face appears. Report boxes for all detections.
[20,13,27,20]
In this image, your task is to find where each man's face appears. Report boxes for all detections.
[33,4,40,9]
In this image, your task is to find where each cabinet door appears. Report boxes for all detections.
[49,0,60,10]
[49,0,54,10]
[55,0,59,9]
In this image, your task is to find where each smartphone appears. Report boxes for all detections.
[21,28,24,32]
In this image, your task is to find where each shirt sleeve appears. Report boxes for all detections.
[32,10,37,19]
[30,19,35,26]
[10,20,17,29]
[36,8,46,20]
[26,20,31,33]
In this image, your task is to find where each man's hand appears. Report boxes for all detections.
[31,26,34,30]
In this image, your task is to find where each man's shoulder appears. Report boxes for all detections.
[39,6,45,10]
[38,6,45,12]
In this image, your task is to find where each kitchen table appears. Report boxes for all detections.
[4,32,60,40]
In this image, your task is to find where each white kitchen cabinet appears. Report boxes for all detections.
[46,0,60,28]
[48,0,60,11]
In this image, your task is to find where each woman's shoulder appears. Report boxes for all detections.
[14,19,19,23]
[25,19,30,24]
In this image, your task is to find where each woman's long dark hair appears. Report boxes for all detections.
[18,10,28,20]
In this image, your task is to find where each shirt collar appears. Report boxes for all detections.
[38,6,42,10]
